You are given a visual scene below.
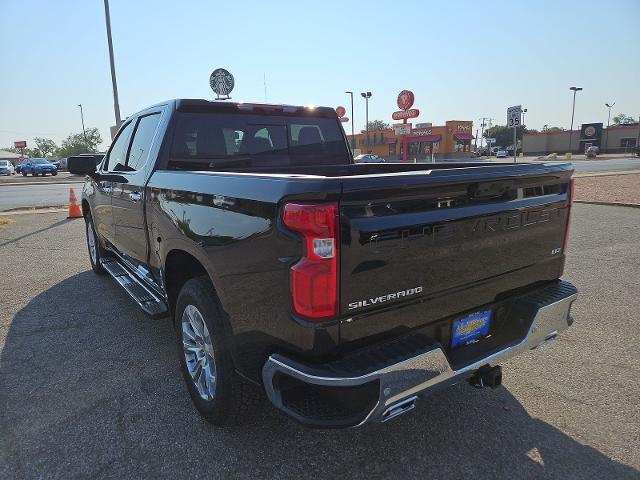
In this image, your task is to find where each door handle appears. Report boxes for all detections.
[128,191,142,202]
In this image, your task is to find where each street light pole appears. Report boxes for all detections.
[103,0,122,127]
[361,92,372,152]
[345,91,355,149]
[568,86,582,154]
[77,104,88,147]
[605,102,615,153]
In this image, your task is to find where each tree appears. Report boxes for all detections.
[365,120,390,131]
[483,125,533,147]
[56,128,103,158]
[34,137,58,158]
[542,125,565,133]
[612,113,636,126]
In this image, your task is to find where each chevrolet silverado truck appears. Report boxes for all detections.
[68,99,577,428]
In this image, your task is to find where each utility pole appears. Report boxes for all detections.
[78,104,88,147]
[345,91,355,149]
[479,117,493,155]
[103,0,122,127]
[605,102,615,153]
[568,86,583,154]
[361,92,372,152]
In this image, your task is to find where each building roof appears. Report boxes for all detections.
[0,150,21,159]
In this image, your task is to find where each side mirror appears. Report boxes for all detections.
[67,156,97,175]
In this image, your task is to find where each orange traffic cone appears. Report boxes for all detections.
[67,188,82,218]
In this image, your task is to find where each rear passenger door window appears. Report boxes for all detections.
[127,113,162,171]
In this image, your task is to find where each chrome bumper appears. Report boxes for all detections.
[263,281,577,428]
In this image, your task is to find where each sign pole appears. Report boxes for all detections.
[403,134,408,163]
[513,124,517,163]
[393,90,418,164]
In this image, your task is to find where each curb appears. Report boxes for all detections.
[0,206,68,215]
[574,170,640,178]
[574,200,640,209]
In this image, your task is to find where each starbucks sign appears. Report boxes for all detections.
[209,68,235,99]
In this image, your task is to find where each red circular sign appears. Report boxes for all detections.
[397,90,415,111]
[335,106,346,117]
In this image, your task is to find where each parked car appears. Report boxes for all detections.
[69,99,577,428]
[354,154,385,163]
[0,160,16,175]
[496,149,508,158]
[20,158,58,176]
[49,159,61,169]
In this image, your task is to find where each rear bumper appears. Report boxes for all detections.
[263,280,577,428]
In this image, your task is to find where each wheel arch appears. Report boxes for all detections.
[163,249,218,322]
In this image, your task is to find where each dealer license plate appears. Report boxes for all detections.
[451,310,492,348]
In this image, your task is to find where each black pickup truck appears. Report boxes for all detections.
[69,99,577,428]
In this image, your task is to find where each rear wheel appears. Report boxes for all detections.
[176,276,261,426]
[21,171,26,176]
[85,213,106,274]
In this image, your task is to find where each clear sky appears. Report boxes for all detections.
[1,0,639,150]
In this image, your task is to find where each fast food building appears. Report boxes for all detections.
[346,120,474,160]
[522,123,639,155]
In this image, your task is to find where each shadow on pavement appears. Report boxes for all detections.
[1,272,638,479]
[0,217,78,247]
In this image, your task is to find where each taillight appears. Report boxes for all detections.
[562,178,574,253]
[282,202,338,320]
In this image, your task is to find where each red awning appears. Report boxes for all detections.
[407,134,441,143]
[454,133,474,141]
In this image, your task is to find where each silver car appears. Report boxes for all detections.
[354,154,386,163]
[0,160,16,175]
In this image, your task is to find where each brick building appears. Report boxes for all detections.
[346,120,474,161]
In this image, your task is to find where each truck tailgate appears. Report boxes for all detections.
[338,164,572,342]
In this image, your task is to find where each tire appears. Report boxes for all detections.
[52,171,58,176]
[22,171,27,176]
[85,213,106,274]
[175,276,262,426]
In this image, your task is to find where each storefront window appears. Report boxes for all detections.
[455,140,471,152]
[388,143,396,156]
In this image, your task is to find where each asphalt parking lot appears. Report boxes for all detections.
[1,204,639,479]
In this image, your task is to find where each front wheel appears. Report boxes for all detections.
[85,213,106,274]
[52,171,58,176]
[22,171,27,176]
[176,276,261,426]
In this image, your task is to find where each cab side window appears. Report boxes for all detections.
[127,113,161,171]
[104,121,134,172]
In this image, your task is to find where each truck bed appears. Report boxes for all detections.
[150,161,572,356]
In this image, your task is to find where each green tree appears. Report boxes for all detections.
[56,128,103,157]
[612,113,636,126]
[365,120,390,131]
[483,125,531,147]
[34,137,58,158]
[542,125,565,132]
